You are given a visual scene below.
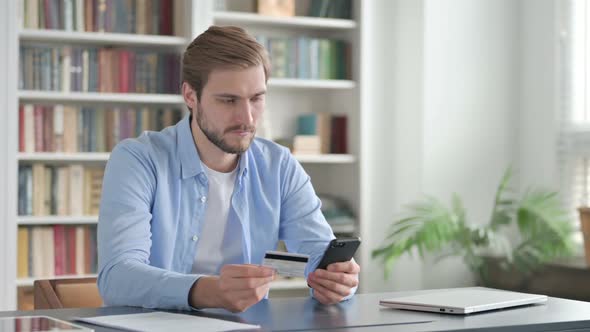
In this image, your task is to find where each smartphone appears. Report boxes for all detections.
[315,237,361,270]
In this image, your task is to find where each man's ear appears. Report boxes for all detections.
[182,82,198,111]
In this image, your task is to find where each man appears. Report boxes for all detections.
[97,26,360,312]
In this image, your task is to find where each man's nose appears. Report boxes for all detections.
[237,100,254,124]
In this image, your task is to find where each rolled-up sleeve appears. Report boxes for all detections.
[278,152,358,301]
[97,140,201,310]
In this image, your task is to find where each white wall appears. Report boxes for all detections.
[518,0,558,191]
[361,0,523,292]
[360,0,425,293]
[0,0,19,310]
[420,0,520,288]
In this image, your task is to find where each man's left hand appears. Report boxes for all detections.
[307,259,360,305]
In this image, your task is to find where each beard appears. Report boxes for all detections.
[195,104,256,154]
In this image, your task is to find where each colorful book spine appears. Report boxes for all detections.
[18,104,182,153]
[23,0,173,34]
[294,113,347,154]
[260,36,350,80]
[21,45,180,94]
[17,225,98,278]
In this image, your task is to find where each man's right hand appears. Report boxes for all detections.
[189,264,276,312]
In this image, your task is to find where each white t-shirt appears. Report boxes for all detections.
[191,162,240,275]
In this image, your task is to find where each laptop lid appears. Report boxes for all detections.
[379,288,548,315]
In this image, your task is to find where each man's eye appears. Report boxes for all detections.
[223,99,236,104]
[251,96,263,102]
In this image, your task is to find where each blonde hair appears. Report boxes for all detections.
[182,25,271,100]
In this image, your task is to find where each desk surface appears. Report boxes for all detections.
[2,288,590,331]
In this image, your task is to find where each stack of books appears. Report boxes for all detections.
[256,36,351,80]
[18,225,98,278]
[319,194,355,233]
[20,45,181,94]
[19,104,183,153]
[307,0,352,19]
[22,0,174,35]
[18,164,103,216]
[293,113,347,155]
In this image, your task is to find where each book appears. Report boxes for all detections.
[293,135,321,155]
[69,165,84,216]
[30,227,43,277]
[296,113,331,154]
[308,0,352,19]
[17,228,29,278]
[54,225,66,275]
[18,166,28,215]
[53,104,65,152]
[23,104,35,153]
[32,164,46,216]
[75,226,86,275]
[42,226,55,277]
[330,115,348,154]
[258,0,295,17]
[65,226,77,275]
[56,167,70,215]
[84,167,104,215]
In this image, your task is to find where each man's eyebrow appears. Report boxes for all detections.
[213,93,240,99]
[213,91,266,99]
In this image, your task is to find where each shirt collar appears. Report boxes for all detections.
[177,114,249,180]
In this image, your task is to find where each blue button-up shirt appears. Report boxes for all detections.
[97,114,337,310]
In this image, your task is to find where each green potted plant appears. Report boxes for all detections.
[372,168,576,285]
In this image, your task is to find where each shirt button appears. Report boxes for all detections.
[192,235,199,242]
[200,196,207,203]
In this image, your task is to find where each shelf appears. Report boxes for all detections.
[17,83,354,104]
[17,91,185,104]
[331,224,356,233]
[268,78,356,89]
[18,153,355,164]
[214,11,357,30]
[16,274,98,287]
[19,29,188,47]
[270,278,309,291]
[294,154,356,164]
[18,153,110,162]
[17,216,98,226]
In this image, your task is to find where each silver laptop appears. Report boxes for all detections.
[379,287,547,315]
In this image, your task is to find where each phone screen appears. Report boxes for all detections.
[316,238,361,270]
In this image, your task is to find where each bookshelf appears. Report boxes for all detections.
[17,91,185,104]
[18,216,98,226]
[18,153,355,164]
[0,0,367,310]
[19,29,188,47]
[18,153,110,162]
[213,11,357,29]
[268,78,356,89]
[293,154,356,163]
[218,0,362,239]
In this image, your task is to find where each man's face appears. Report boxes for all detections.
[195,65,266,154]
